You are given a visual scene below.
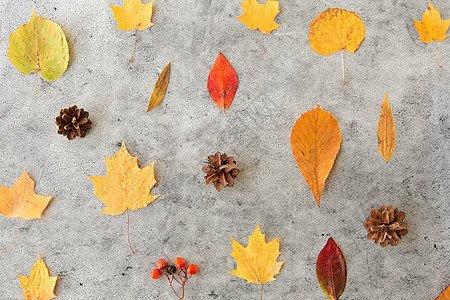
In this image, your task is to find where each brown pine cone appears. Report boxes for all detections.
[202,152,240,192]
[364,205,408,248]
[55,105,91,140]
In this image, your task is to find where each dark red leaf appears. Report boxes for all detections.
[316,237,347,300]
[207,52,239,114]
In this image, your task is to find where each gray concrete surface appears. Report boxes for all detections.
[0,0,449,299]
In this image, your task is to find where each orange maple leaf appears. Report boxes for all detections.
[291,105,342,207]
[18,254,57,300]
[413,1,449,67]
[436,285,450,300]
[309,8,365,86]
[237,0,280,34]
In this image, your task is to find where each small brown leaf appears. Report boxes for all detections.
[147,62,171,112]
[377,93,395,163]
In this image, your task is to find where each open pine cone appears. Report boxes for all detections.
[55,105,91,140]
[202,152,239,192]
[364,205,408,248]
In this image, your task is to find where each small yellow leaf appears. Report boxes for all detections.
[0,170,53,220]
[87,141,159,216]
[147,62,171,112]
[18,254,57,300]
[377,93,396,163]
[110,0,154,31]
[414,1,449,44]
[229,224,284,285]
[237,0,280,34]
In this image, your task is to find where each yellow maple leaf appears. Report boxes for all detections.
[110,0,154,31]
[308,8,365,86]
[237,0,280,34]
[18,254,57,300]
[87,142,159,216]
[413,1,449,67]
[0,170,53,220]
[229,224,284,287]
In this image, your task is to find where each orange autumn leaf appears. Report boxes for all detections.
[147,62,171,112]
[309,8,365,86]
[436,285,450,300]
[413,1,449,68]
[87,142,159,216]
[18,254,57,300]
[0,170,53,220]
[237,0,280,34]
[291,105,342,207]
[377,93,395,163]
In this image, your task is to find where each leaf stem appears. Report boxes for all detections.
[341,49,345,87]
[260,283,264,300]
[256,31,267,60]
[0,217,20,253]
[129,29,137,63]
[434,40,443,68]
[126,209,135,255]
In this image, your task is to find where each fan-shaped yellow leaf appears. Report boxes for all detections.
[377,93,396,163]
[87,142,159,216]
[229,224,284,285]
[18,254,57,300]
[237,0,280,34]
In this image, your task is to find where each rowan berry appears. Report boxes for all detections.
[156,259,167,270]
[176,257,186,269]
[150,269,161,279]
[187,264,198,275]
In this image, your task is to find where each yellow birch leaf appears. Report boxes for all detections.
[414,1,449,43]
[436,285,450,300]
[87,141,159,216]
[8,9,69,81]
[18,254,57,300]
[147,62,171,112]
[229,224,284,285]
[110,0,154,31]
[291,105,342,207]
[237,0,280,34]
[0,170,53,220]
[377,93,396,163]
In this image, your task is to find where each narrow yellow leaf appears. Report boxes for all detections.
[147,62,171,112]
[377,93,396,163]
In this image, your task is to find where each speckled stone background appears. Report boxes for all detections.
[0,0,449,299]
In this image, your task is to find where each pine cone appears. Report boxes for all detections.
[202,152,240,192]
[364,205,408,248]
[55,105,91,140]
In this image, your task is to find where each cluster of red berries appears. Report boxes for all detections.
[151,257,198,299]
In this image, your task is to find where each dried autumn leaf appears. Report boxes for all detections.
[87,141,159,254]
[413,1,449,68]
[377,93,395,163]
[316,238,347,300]
[0,170,53,220]
[436,285,450,300]
[229,224,284,299]
[309,8,365,86]
[207,52,239,114]
[18,254,57,300]
[8,9,69,96]
[291,105,342,207]
[237,0,280,34]
[110,0,154,62]
[147,62,171,112]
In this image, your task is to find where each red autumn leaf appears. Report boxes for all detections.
[207,52,239,114]
[316,237,347,300]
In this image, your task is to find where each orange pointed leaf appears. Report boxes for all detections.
[18,254,57,300]
[229,224,284,299]
[436,285,450,300]
[87,141,159,216]
[207,52,239,114]
[237,0,280,34]
[291,105,342,207]
[147,62,171,112]
[316,238,347,300]
[377,93,395,163]
[0,170,53,220]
